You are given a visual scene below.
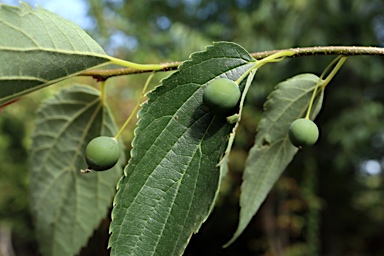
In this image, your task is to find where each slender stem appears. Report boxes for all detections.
[114,72,155,139]
[235,63,257,85]
[79,46,384,80]
[108,56,164,71]
[100,80,106,105]
[321,57,348,89]
[254,49,295,66]
[235,50,294,85]
[252,45,384,59]
[305,56,347,119]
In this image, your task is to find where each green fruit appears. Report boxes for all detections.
[203,78,241,115]
[288,118,319,148]
[85,136,120,171]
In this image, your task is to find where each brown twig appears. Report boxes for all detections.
[78,46,384,80]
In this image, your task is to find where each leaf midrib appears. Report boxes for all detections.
[122,87,216,253]
[33,97,101,210]
[258,80,317,145]
[131,115,215,255]
[50,96,103,255]
[0,47,109,57]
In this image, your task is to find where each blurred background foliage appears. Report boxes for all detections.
[1,0,384,255]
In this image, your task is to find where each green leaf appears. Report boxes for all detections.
[109,42,255,256]
[226,73,324,246]
[29,85,124,256]
[0,3,110,105]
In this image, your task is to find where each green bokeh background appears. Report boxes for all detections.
[2,0,384,255]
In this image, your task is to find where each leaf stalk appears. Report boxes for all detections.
[114,72,155,140]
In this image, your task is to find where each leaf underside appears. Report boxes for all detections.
[0,3,110,105]
[109,42,255,256]
[226,73,324,245]
[29,85,124,256]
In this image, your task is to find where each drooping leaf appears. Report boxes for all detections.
[0,3,110,105]
[226,73,324,245]
[29,85,124,256]
[109,42,256,256]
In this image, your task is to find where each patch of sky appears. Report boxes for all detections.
[156,16,172,30]
[0,0,95,30]
[104,30,138,55]
[197,2,218,20]
[359,159,382,175]
[235,0,251,8]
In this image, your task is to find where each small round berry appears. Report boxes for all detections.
[203,78,241,115]
[288,118,319,148]
[85,136,120,171]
